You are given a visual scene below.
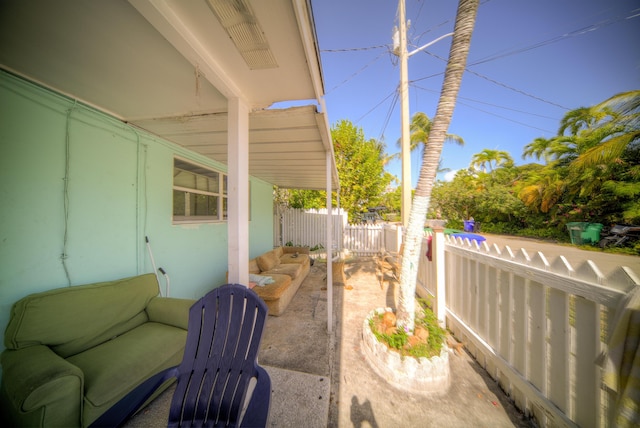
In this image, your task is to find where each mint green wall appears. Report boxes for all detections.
[0,71,274,354]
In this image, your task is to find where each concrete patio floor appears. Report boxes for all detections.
[124,257,534,427]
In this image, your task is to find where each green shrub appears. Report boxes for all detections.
[369,300,447,359]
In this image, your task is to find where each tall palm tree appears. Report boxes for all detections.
[396,0,479,331]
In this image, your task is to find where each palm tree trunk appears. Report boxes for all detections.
[397,0,479,331]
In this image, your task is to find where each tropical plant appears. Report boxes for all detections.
[397,0,479,331]
[470,149,513,172]
[388,112,464,161]
[369,299,446,358]
[520,90,640,225]
[275,120,392,222]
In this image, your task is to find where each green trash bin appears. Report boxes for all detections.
[566,222,588,245]
[581,223,603,245]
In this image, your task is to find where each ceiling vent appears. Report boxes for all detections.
[206,0,278,70]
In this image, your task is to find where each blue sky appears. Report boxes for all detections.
[310,0,640,186]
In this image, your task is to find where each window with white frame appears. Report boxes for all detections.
[173,158,227,222]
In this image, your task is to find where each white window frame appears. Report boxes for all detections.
[173,158,227,224]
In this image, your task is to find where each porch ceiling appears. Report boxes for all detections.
[134,105,332,190]
[0,0,338,190]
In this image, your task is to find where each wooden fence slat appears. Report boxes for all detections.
[477,263,488,340]
[487,264,499,350]
[499,270,512,365]
[528,281,546,396]
[573,297,599,428]
[512,275,528,387]
[548,288,570,414]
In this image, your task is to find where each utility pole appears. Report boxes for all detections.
[398,0,410,228]
[394,0,453,228]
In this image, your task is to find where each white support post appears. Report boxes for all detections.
[326,150,333,333]
[433,225,447,325]
[227,97,250,286]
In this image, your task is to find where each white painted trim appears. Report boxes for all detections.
[292,0,325,105]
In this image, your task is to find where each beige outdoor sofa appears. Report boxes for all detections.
[248,246,311,316]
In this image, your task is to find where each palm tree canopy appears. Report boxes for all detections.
[391,112,464,160]
[470,149,513,172]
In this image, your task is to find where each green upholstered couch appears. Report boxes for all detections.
[0,273,195,427]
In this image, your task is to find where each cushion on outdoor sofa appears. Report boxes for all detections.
[251,274,292,301]
[279,253,310,265]
[249,259,261,275]
[4,274,157,358]
[261,263,302,279]
[66,322,186,408]
[256,250,280,272]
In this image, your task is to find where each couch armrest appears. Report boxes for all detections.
[146,297,195,330]
[282,246,310,255]
[1,345,83,425]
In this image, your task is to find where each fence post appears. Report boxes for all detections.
[432,223,446,326]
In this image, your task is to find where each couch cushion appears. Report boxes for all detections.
[4,274,159,358]
[261,263,302,279]
[251,274,292,301]
[256,250,280,272]
[66,322,186,409]
[273,247,284,257]
[279,253,310,265]
[248,259,261,274]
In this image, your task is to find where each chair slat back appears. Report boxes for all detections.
[169,284,268,427]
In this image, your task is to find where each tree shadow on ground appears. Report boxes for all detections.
[350,395,379,428]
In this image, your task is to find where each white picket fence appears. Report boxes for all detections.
[417,230,638,428]
[277,209,637,426]
[342,224,385,255]
[274,208,400,256]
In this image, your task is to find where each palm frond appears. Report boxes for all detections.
[572,131,640,170]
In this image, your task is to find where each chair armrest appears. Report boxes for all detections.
[1,345,83,417]
[146,297,195,330]
[240,365,271,428]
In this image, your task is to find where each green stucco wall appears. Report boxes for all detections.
[0,71,274,354]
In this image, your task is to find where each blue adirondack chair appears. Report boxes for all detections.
[91,283,271,427]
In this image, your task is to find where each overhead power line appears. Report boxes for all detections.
[470,8,640,66]
[465,69,570,110]
[321,1,636,142]
[412,50,570,110]
[325,51,388,95]
[324,4,637,111]
[456,100,556,134]
[411,84,559,120]
[320,45,388,53]
[412,0,493,45]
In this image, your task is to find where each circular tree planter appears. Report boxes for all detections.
[362,308,450,395]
